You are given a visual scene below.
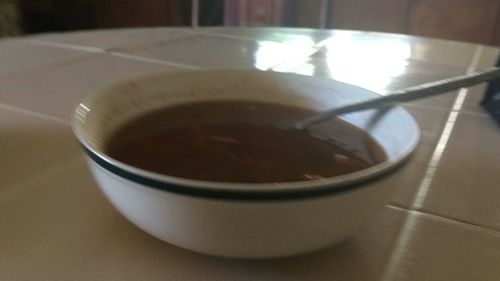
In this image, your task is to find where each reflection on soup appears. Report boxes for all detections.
[105,101,387,183]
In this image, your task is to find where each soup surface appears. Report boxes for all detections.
[105,101,387,183]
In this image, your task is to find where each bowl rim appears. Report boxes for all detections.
[72,69,421,201]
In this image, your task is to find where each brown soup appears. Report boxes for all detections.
[104,101,387,183]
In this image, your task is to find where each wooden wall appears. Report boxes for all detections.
[330,0,500,45]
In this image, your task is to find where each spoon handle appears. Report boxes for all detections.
[296,67,500,129]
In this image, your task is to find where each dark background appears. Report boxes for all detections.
[19,0,224,33]
[17,0,500,46]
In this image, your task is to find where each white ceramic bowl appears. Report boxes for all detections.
[72,70,420,258]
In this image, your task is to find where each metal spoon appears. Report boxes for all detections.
[296,67,500,130]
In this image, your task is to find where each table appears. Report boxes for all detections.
[1,27,499,281]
